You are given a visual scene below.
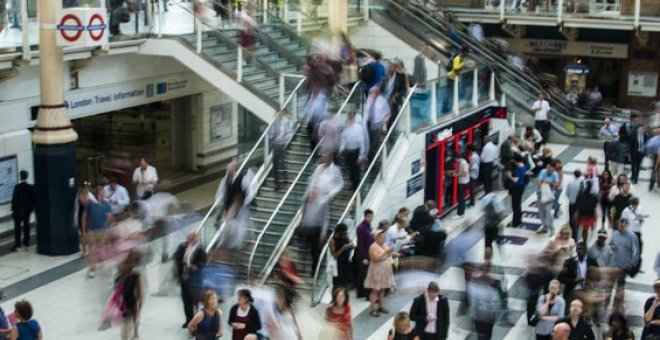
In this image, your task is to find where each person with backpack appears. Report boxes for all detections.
[116,250,143,340]
[445,47,469,109]
[482,191,505,255]
[188,291,223,340]
[576,179,599,243]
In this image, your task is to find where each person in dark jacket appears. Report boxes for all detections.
[409,281,450,340]
[557,242,599,315]
[410,200,437,234]
[630,126,649,184]
[11,170,35,251]
[228,289,261,340]
[555,299,595,340]
[173,231,208,328]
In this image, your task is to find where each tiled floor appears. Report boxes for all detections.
[0,143,658,339]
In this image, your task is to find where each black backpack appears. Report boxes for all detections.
[445,54,457,72]
[577,182,598,215]
[359,62,376,84]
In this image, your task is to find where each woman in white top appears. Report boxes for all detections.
[268,288,302,340]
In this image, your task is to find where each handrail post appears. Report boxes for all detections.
[237,47,243,82]
[196,19,202,53]
[284,0,289,22]
[147,0,154,33]
[634,0,640,28]
[296,10,302,33]
[293,91,299,120]
[364,0,370,20]
[263,0,269,23]
[557,0,564,23]
[472,68,479,107]
[452,75,460,114]
[430,81,438,125]
[100,0,109,52]
[500,92,507,107]
[20,0,29,61]
[279,74,286,106]
[264,134,270,165]
[489,71,495,101]
[380,141,388,180]
[157,0,164,38]
[499,0,505,20]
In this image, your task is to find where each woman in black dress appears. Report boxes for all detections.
[388,312,419,340]
[329,223,354,293]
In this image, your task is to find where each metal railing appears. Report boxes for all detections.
[198,76,307,252]
[310,84,418,306]
[247,80,363,283]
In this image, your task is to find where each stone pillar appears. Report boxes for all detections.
[328,0,348,35]
[32,0,80,255]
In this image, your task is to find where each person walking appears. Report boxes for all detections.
[228,289,261,340]
[535,280,565,340]
[532,91,551,144]
[564,170,583,241]
[364,230,395,317]
[576,179,599,243]
[554,299,595,340]
[83,186,114,278]
[413,44,428,87]
[132,157,158,199]
[340,108,368,191]
[630,126,649,184]
[214,159,256,249]
[468,145,480,207]
[174,231,208,328]
[365,86,390,161]
[536,160,560,235]
[268,110,293,191]
[506,154,528,228]
[325,287,353,340]
[480,136,498,194]
[11,170,35,252]
[552,160,564,218]
[188,291,223,340]
[598,170,614,230]
[610,218,639,310]
[329,223,354,292]
[268,287,302,340]
[117,250,144,340]
[409,281,450,340]
[599,117,619,171]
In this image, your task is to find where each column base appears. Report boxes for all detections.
[34,143,80,256]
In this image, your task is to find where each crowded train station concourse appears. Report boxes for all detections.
[0,0,659,339]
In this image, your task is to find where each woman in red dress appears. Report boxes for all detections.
[325,287,352,340]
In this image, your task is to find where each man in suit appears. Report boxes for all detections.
[630,126,649,184]
[173,231,207,328]
[410,281,450,340]
[11,170,35,252]
[557,242,599,314]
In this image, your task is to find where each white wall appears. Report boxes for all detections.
[349,21,439,81]
[194,91,239,169]
[0,130,34,234]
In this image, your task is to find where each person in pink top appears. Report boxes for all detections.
[585,156,599,178]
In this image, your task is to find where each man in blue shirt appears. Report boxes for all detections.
[506,155,528,228]
[536,160,559,235]
[84,186,113,278]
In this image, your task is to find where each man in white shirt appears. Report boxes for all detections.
[468,22,484,42]
[468,144,480,207]
[480,136,498,194]
[104,177,130,214]
[455,153,470,218]
[364,86,390,161]
[132,157,159,199]
[620,196,646,257]
[340,109,369,191]
[269,110,293,191]
[532,91,551,145]
[599,117,619,171]
[385,217,409,252]
[317,111,340,158]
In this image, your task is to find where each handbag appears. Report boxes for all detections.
[326,255,338,277]
[540,183,555,204]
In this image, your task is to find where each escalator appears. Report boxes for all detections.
[372,0,639,139]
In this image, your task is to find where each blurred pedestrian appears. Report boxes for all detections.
[84,185,114,278]
[610,218,639,311]
[536,160,560,235]
[598,169,614,229]
[269,110,293,191]
[468,144,480,207]
[188,290,223,340]
[599,117,619,171]
[631,126,649,184]
[454,152,469,219]
[325,287,353,340]
[535,280,565,340]
[532,91,551,144]
[388,312,420,340]
[340,108,368,191]
[642,280,660,339]
[318,111,340,159]
[329,223,354,292]
[576,179,598,243]
[268,287,302,340]
[214,159,256,249]
[174,231,207,328]
[117,250,144,340]
[365,86,390,161]
[557,242,599,313]
[506,154,528,229]
[602,311,634,340]
[542,225,576,274]
[413,45,428,87]
[229,289,261,340]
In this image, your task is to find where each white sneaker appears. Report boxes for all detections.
[452,215,463,220]
[87,270,96,279]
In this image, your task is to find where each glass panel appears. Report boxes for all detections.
[410,82,433,130]
[437,79,453,118]
[478,67,491,102]
[458,73,473,111]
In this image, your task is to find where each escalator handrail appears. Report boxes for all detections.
[310,84,419,306]
[246,136,325,282]
[403,0,641,119]
[251,81,362,285]
[201,77,307,252]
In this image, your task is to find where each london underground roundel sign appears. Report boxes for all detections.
[87,13,106,41]
[57,14,85,43]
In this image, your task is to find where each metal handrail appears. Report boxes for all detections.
[249,82,362,285]
[246,137,325,282]
[198,77,307,249]
[310,84,418,306]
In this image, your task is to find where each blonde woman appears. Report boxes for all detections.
[388,312,420,340]
[543,225,576,273]
[364,230,395,317]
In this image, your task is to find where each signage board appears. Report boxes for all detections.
[426,106,507,145]
[56,8,108,47]
[627,71,658,97]
[411,159,421,175]
[406,174,424,198]
[502,38,628,59]
[210,103,233,142]
[0,155,18,205]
